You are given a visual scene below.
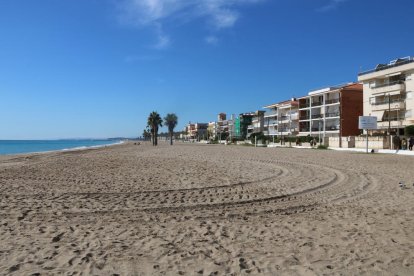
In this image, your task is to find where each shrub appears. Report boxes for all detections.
[250,132,267,144]
[316,144,328,150]
[405,125,414,136]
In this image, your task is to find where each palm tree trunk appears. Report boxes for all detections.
[170,132,173,145]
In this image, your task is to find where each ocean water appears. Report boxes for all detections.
[0,140,122,155]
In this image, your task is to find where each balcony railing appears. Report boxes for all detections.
[278,128,292,133]
[253,127,263,133]
[266,120,278,125]
[264,110,278,117]
[299,103,310,108]
[311,114,323,119]
[299,116,310,120]
[311,127,322,131]
[326,126,340,131]
[371,98,404,105]
[300,128,310,132]
[325,98,340,105]
[382,116,405,122]
[312,101,322,106]
[373,80,404,89]
[325,112,340,118]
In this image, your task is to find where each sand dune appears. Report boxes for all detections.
[1,142,414,275]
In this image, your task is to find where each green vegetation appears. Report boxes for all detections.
[405,125,414,136]
[147,111,163,146]
[164,113,178,145]
[316,144,329,150]
[142,129,151,141]
[250,132,267,144]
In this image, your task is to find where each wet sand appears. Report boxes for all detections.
[1,142,414,275]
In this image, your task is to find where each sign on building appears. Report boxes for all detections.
[358,116,377,130]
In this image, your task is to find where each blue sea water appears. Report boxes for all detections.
[0,140,122,155]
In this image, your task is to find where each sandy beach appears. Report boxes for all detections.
[1,142,414,275]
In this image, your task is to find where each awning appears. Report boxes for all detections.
[385,72,401,77]
[370,110,385,121]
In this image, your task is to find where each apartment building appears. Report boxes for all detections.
[186,122,208,139]
[247,110,265,138]
[298,83,363,141]
[232,112,254,139]
[358,56,414,135]
[263,98,299,137]
[207,122,217,139]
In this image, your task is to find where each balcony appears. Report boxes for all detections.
[266,130,279,135]
[299,103,310,109]
[253,127,263,133]
[381,116,405,122]
[312,101,322,107]
[325,112,340,118]
[325,98,340,105]
[372,81,405,95]
[371,99,405,111]
[326,126,340,131]
[300,127,310,132]
[299,115,310,121]
[264,110,278,117]
[311,114,323,119]
[290,114,298,120]
[265,119,278,126]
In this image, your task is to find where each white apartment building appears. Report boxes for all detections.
[263,98,299,137]
[358,56,414,135]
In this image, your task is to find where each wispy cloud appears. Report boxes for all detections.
[116,0,264,48]
[205,35,219,45]
[317,0,348,12]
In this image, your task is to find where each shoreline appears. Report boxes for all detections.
[0,140,126,157]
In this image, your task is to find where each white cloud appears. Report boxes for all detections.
[116,0,264,47]
[317,0,348,12]
[205,35,219,45]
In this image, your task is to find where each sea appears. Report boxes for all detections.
[0,139,123,155]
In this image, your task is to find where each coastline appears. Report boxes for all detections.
[0,139,126,157]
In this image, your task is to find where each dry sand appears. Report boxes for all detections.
[1,142,414,275]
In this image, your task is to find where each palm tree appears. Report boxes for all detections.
[147,111,163,146]
[142,128,151,141]
[164,113,178,145]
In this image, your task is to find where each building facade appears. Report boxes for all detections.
[263,98,299,138]
[186,122,208,139]
[298,83,363,142]
[358,57,414,135]
[247,110,265,138]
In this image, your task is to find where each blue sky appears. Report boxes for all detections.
[0,0,413,139]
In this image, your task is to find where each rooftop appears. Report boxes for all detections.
[358,56,414,76]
